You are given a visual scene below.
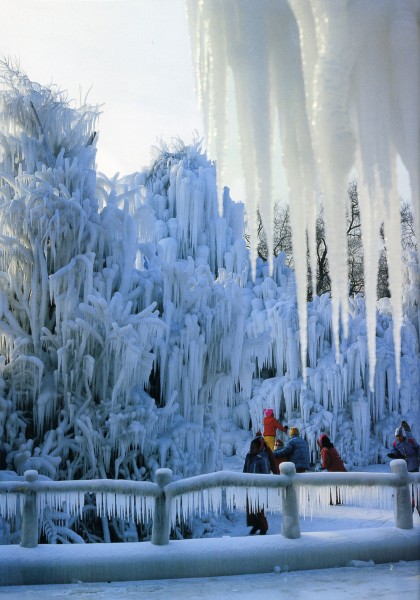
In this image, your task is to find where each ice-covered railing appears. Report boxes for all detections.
[0,469,159,548]
[0,460,417,547]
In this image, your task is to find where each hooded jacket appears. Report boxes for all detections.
[243,436,273,475]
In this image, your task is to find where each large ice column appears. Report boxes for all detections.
[186,0,420,390]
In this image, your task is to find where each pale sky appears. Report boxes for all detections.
[1,0,203,176]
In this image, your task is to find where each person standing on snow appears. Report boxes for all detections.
[243,435,276,534]
[273,426,310,473]
[263,408,288,450]
[388,426,420,472]
[317,433,346,505]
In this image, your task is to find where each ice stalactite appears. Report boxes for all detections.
[298,484,394,520]
[0,492,18,518]
[186,0,420,390]
[95,492,154,523]
[350,391,371,464]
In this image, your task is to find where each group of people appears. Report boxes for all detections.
[243,409,419,535]
[242,408,346,535]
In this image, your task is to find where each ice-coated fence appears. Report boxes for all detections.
[0,460,418,547]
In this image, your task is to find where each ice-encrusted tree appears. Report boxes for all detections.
[0,63,168,487]
[0,65,262,500]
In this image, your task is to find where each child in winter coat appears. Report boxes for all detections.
[243,435,277,534]
[263,408,288,450]
[273,438,287,471]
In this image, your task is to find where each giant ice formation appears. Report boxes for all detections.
[0,64,418,542]
[186,0,420,391]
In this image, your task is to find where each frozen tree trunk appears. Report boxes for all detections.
[280,462,301,539]
[390,459,413,530]
[20,470,39,548]
[151,468,173,545]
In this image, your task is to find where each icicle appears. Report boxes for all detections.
[0,492,19,518]
[351,392,371,464]
[95,492,152,522]
[186,1,420,389]
[298,482,394,519]
[37,491,84,519]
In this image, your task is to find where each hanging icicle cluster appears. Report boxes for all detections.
[0,490,154,524]
[186,0,420,389]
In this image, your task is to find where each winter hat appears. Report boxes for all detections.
[264,408,274,417]
[395,426,406,438]
[317,433,328,448]
[251,436,265,452]
[289,426,300,437]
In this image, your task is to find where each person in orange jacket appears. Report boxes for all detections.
[263,408,288,450]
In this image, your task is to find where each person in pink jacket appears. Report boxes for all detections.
[263,409,288,450]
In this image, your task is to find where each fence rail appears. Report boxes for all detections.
[0,459,418,547]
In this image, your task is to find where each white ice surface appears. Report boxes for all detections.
[0,561,418,600]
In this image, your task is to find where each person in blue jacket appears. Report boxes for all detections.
[388,425,420,514]
[388,426,420,472]
[273,426,310,473]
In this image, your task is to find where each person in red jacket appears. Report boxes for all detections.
[317,434,346,472]
[317,433,346,505]
[263,408,288,450]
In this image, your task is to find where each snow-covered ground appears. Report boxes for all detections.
[0,561,419,600]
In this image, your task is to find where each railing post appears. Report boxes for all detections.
[20,469,39,548]
[390,459,413,529]
[280,462,301,539]
[151,468,172,545]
